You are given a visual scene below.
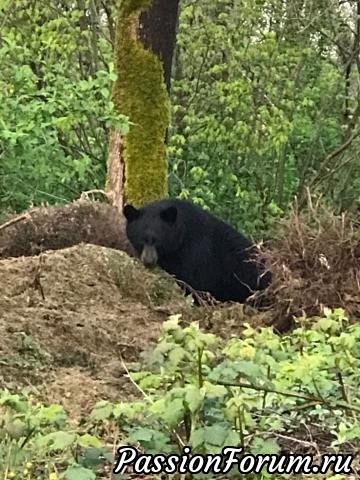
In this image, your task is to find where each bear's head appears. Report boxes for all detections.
[123,201,185,267]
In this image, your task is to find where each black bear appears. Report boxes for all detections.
[123,198,270,303]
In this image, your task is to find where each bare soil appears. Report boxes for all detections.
[0,244,187,418]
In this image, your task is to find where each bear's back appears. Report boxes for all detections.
[166,199,252,252]
[153,199,264,302]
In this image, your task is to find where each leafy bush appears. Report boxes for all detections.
[91,309,359,477]
[1,0,359,236]
[0,392,108,479]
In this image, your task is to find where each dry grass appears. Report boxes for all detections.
[261,196,360,330]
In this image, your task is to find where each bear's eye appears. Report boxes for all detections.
[144,234,156,246]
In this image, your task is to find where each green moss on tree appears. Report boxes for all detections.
[121,0,152,16]
[113,0,170,207]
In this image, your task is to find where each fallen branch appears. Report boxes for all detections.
[176,278,219,306]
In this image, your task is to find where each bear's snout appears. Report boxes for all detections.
[140,244,158,268]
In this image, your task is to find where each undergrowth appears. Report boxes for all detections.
[1,308,359,479]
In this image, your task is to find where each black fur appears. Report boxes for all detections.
[123,199,270,303]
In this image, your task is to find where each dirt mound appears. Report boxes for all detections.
[0,244,188,418]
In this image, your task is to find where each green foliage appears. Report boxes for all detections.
[0,392,107,479]
[169,0,358,236]
[0,0,127,213]
[89,309,359,477]
[1,308,359,478]
[2,0,359,234]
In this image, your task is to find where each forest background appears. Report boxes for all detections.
[2,0,360,237]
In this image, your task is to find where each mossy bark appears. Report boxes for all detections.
[110,0,172,208]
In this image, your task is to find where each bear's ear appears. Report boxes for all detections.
[123,204,141,222]
[160,206,177,224]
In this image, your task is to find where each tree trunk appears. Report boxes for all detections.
[139,0,180,93]
[105,130,124,212]
[106,0,180,210]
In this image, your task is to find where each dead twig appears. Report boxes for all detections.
[32,253,45,300]
[217,379,360,413]
[0,213,30,232]
[175,278,219,306]
[79,189,110,202]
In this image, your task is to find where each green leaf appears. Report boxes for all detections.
[233,361,264,380]
[78,447,112,467]
[38,431,76,451]
[190,428,206,449]
[78,434,103,448]
[251,437,281,455]
[204,425,230,446]
[39,404,67,424]
[185,386,203,413]
[128,427,154,442]
[5,418,28,439]
[60,465,96,480]
[161,397,185,426]
[89,400,113,421]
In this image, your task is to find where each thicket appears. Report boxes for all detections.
[1,2,359,479]
[169,0,360,234]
